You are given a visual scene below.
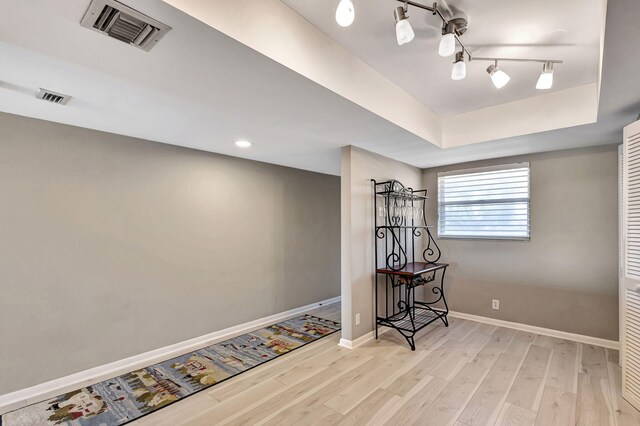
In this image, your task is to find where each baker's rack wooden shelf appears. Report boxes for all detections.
[372,179,449,350]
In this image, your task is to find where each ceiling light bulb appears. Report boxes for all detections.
[487,64,510,89]
[235,140,252,148]
[451,52,466,80]
[438,32,456,57]
[394,7,414,45]
[335,0,355,27]
[536,62,554,90]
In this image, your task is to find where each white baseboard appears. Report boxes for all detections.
[338,327,390,349]
[339,333,372,349]
[0,296,341,416]
[449,311,619,350]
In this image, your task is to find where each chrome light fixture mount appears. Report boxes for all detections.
[393,5,407,23]
[445,18,468,36]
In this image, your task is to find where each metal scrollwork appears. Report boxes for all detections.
[371,178,450,350]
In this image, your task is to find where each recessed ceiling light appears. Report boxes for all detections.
[234,140,252,148]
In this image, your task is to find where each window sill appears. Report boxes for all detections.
[437,236,531,242]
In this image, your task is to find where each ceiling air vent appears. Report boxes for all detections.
[36,88,72,105]
[80,0,171,52]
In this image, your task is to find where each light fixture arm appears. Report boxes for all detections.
[472,56,563,65]
[454,34,472,61]
[394,0,446,21]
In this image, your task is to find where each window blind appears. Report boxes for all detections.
[438,163,530,240]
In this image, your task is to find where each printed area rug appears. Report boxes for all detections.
[1,314,340,426]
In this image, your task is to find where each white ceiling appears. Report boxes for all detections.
[282,0,603,116]
[0,0,637,176]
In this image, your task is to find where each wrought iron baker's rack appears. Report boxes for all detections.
[372,179,449,350]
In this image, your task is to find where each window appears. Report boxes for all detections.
[438,163,530,240]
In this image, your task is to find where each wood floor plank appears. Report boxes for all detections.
[218,366,340,426]
[273,343,366,386]
[505,345,552,411]
[388,340,462,387]
[427,332,491,381]
[380,376,448,425]
[475,323,499,335]
[382,340,448,396]
[581,343,610,379]
[334,388,398,426]
[267,404,343,426]
[471,327,517,370]
[576,343,615,426]
[414,323,454,351]
[181,379,283,426]
[457,353,524,426]
[415,362,488,426]
[263,356,388,423]
[364,392,406,426]
[533,334,562,349]
[495,402,537,426]
[504,331,536,358]
[546,339,579,393]
[576,372,614,426]
[535,386,576,426]
[607,348,620,365]
[447,319,481,342]
[324,348,423,414]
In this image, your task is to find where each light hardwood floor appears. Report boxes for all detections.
[131,303,640,425]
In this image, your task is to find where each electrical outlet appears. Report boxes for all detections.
[492,299,500,310]
[355,313,361,326]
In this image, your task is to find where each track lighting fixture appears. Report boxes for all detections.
[486,64,511,89]
[394,5,414,46]
[335,0,355,27]
[451,51,466,80]
[536,62,554,90]
[332,0,562,90]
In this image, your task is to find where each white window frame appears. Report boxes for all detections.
[437,162,531,241]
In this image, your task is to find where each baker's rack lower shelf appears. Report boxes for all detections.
[375,262,449,350]
[378,305,448,342]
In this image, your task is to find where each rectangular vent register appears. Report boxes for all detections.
[81,0,171,51]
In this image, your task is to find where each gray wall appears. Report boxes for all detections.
[341,146,422,341]
[422,145,619,340]
[0,112,340,395]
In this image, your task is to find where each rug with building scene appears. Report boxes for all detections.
[1,314,340,426]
